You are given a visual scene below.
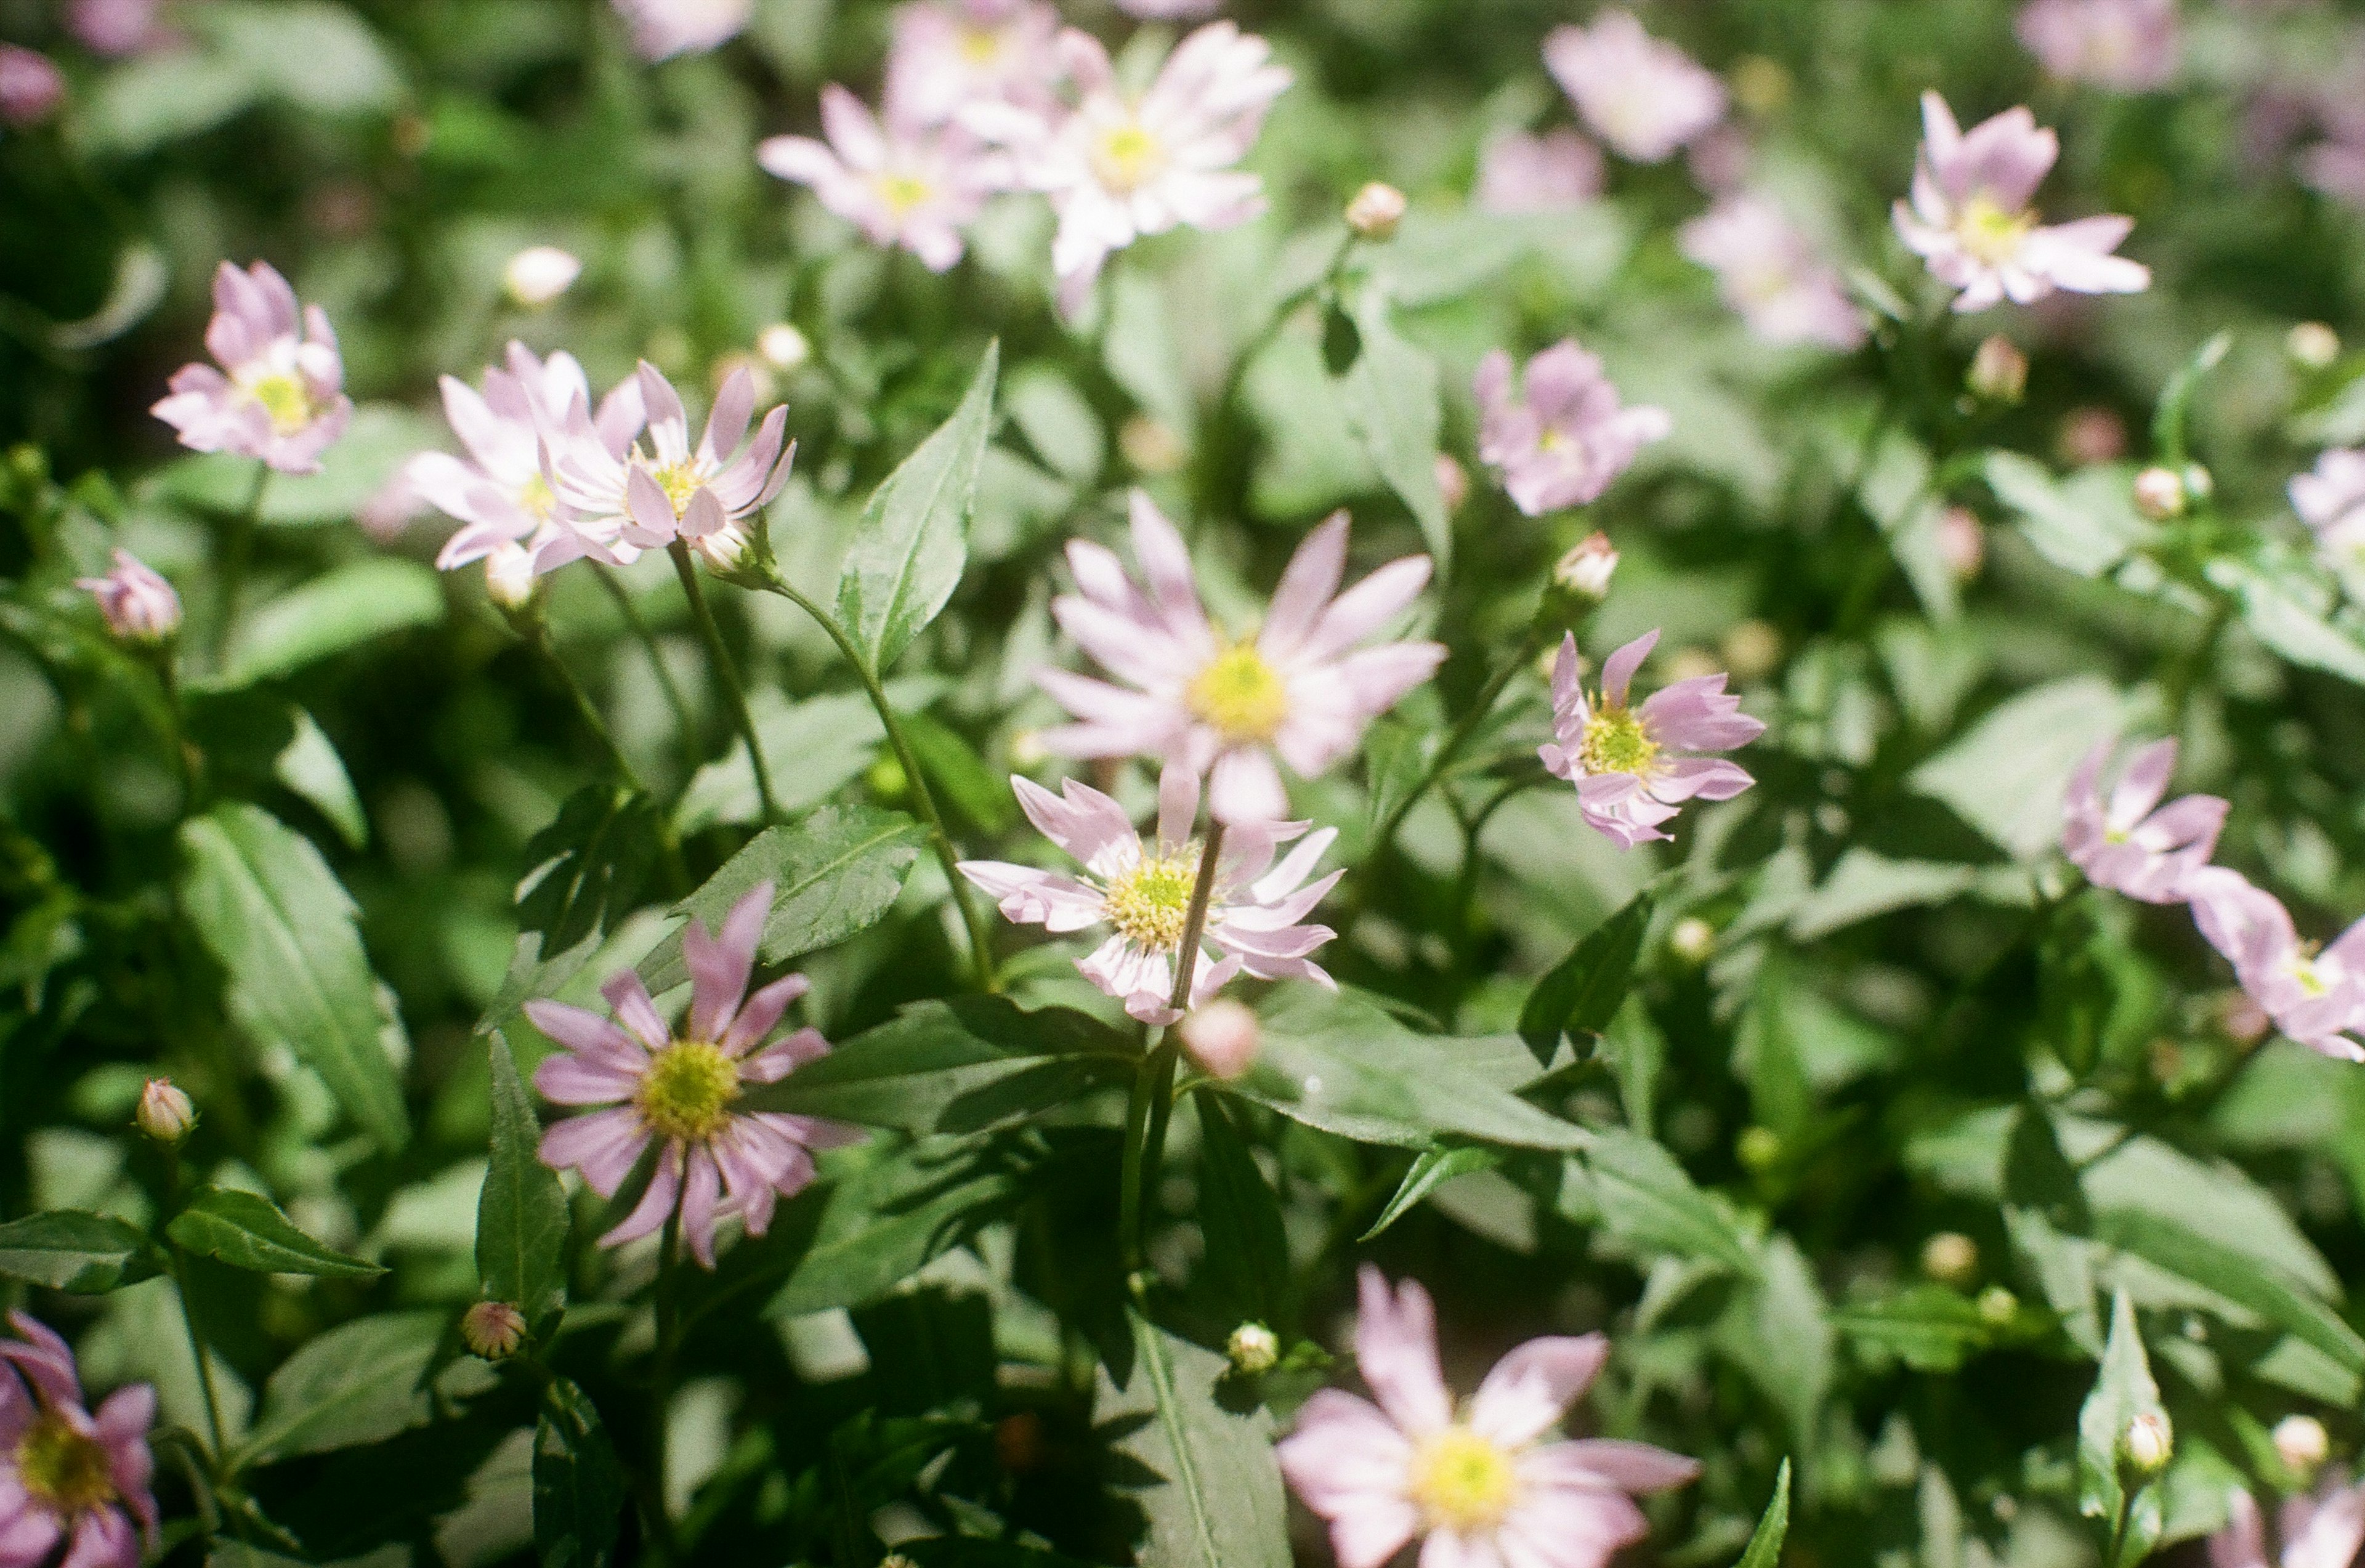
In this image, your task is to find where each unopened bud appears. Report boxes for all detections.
[1179,998,1260,1080]
[76,549,182,645]
[1668,916,1715,964]
[1345,182,1407,240]
[1434,453,1468,512]
[1226,1321,1280,1376]
[2289,322,2341,370]
[1120,415,1186,475]
[1976,1285,2018,1324]
[1736,1125,1781,1171]
[1553,531,1619,602]
[757,323,810,371]
[1720,619,1781,682]
[136,1078,195,1144]
[484,542,538,611]
[2120,1410,2173,1475]
[1967,334,2027,403]
[2274,1414,2330,1475]
[690,522,750,574]
[0,46,65,129]
[503,246,581,308]
[461,1300,528,1361]
[2133,466,2186,520]
[1936,505,1985,583]
[1920,1231,1979,1287]
[2181,463,2213,503]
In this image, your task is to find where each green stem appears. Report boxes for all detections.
[161,1150,231,1467]
[594,564,700,777]
[648,1199,685,1567]
[153,647,198,812]
[517,612,646,794]
[1118,823,1226,1280]
[753,569,1000,992]
[2162,599,2233,729]
[668,542,779,822]
[209,463,270,669]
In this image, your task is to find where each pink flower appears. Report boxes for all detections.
[1678,195,1867,350]
[1277,1269,1699,1568]
[2188,870,2365,1063]
[2016,0,2178,92]
[0,46,63,127]
[964,22,1290,318]
[151,261,353,474]
[74,549,182,645]
[539,362,793,571]
[1114,0,1219,15]
[612,0,751,59]
[2061,737,2227,903]
[2209,1477,2365,1568]
[759,87,1009,272]
[1474,129,1604,214]
[2292,449,2365,575]
[957,767,1340,1025]
[884,0,1061,129]
[1473,341,1670,517]
[530,883,863,1269]
[1036,493,1442,825]
[1540,629,1763,849]
[1893,92,2151,313]
[68,0,168,57]
[0,1312,157,1568]
[1542,10,1725,164]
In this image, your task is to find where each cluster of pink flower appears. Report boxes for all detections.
[0,1313,156,1568]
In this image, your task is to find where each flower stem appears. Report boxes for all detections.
[1118,823,1226,1280]
[751,568,1000,992]
[647,1198,685,1567]
[594,564,700,778]
[668,541,779,822]
[514,608,646,795]
[161,1149,230,1466]
[209,463,271,669]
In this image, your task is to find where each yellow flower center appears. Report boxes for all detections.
[1409,1426,1519,1534]
[1956,195,2037,268]
[1187,644,1290,743]
[874,172,935,214]
[1579,705,1659,777]
[17,1413,115,1514]
[645,459,700,517]
[634,1040,742,1144]
[957,23,1003,63]
[2293,952,2329,998]
[1102,852,1199,953]
[1092,120,1166,195]
[242,371,313,436]
[519,473,556,522]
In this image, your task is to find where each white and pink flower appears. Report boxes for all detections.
[884,0,1061,130]
[1678,195,1867,350]
[2016,0,2178,92]
[2188,869,2365,1063]
[2209,1476,2365,1568]
[2061,737,2227,903]
[151,261,353,474]
[75,549,181,645]
[1036,493,1442,825]
[759,87,1009,272]
[1474,341,1670,517]
[0,1312,156,1568]
[1474,129,1605,214]
[613,0,751,59]
[1542,10,1725,164]
[1540,629,1763,850]
[1277,1268,1699,1568]
[530,883,862,1269]
[2293,448,2365,579]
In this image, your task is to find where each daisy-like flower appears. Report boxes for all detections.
[2188,869,2365,1063]
[539,362,793,572]
[529,882,862,1269]
[1474,129,1605,214]
[1473,341,1671,517]
[1539,629,1763,849]
[1678,195,1867,350]
[2209,1477,2365,1568]
[1542,10,1726,164]
[1892,92,2151,313]
[884,0,1061,130]
[75,549,182,645]
[612,0,751,59]
[413,342,647,598]
[2292,449,2365,581]
[0,1312,157,1568]
[2061,737,2227,903]
[2016,0,2178,92]
[956,767,1341,1025]
[150,260,353,474]
[963,22,1290,318]
[1277,1268,1700,1568]
[1036,492,1442,825]
[758,86,1009,273]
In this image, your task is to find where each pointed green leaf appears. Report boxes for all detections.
[535,1375,625,1568]
[480,1034,570,1328]
[1581,1129,1758,1275]
[1099,1312,1289,1568]
[2077,1293,2164,1534]
[1194,1092,1291,1328]
[167,1187,385,1280]
[1736,1459,1791,1568]
[219,557,445,687]
[1332,297,1450,570]
[1520,891,1655,1066]
[0,1211,163,1293]
[236,1311,443,1465]
[1360,1145,1501,1242]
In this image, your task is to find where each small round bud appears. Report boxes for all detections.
[2058,406,2127,467]
[2289,322,2341,370]
[1920,1231,1979,1287]
[484,542,538,612]
[1119,415,1186,475]
[135,1078,195,1144]
[1936,505,1985,583]
[2121,1410,2173,1475]
[1180,999,1260,1080]
[1434,453,1468,512]
[1008,729,1049,769]
[77,549,182,645]
[1736,1125,1781,1171]
[2132,466,2186,520]
[690,522,750,575]
[2181,463,2213,503]
[1344,182,1407,240]
[0,46,66,129]
[1226,1321,1281,1376]
[461,1300,527,1361]
[1553,531,1619,602]
[2274,1414,2329,1476]
[1668,916,1715,964]
[1976,1285,2018,1324]
[1967,334,2028,404]
[503,246,581,308]
[1720,619,1781,683]
[757,323,811,372]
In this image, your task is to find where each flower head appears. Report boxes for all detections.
[1474,341,1670,517]
[1893,92,2151,313]
[151,261,353,474]
[2209,1477,2365,1568]
[1278,1268,1699,1568]
[1475,129,1604,214]
[1540,630,1763,849]
[1543,10,1725,164]
[1036,493,1441,824]
[2016,0,2178,92]
[0,46,63,127]
[2293,449,2365,580]
[529,882,862,1269]
[1678,194,1867,350]
[613,0,751,59]
[884,0,1061,130]
[2061,737,2227,903]
[75,550,181,645]
[540,362,794,572]
[759,86,1009,273]
[461,1301,528,1362]
[2188,870,2365,1063]
[134,1078,195,1144]
[964,22,1290,318]
[0,1312,156,1568]
[958,767,1342,1025]
[69,0,166,57]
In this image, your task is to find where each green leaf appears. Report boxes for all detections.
[167,1187,385,1279]
[81,48,258,154]
[900,710,1016,835]
[236,1311,443,1465]
[273,708,368,849]
[0,1211,163,1293]
[480,1034,570,1327]
[2093,1209,2365,1376]
[1193,1093,1290,1328]
[202,1,402,114]
[1519,891,1654,1066]
[1981,453,2153,580]
[1736,1459,1791,1568]
[1579,1129,1758,1276]
[2205,551,2365,687]
[837,342,1000,671]
[1907,676,2127,859]
[2151,331,2232,468]
[179,802,410,1152]
[766,1144,1019,1317]
[1005,365,1104,483]
[1332,296,1452,569]
[1857,433,1957,623]
[220,558,445,687]
[2077,1293,2167,1562]
[1360,1145,1501,1242]
[535,1375,625,1568]
[1099,1312,1290,1568]
[481,784,663,1032]
[1836,1285,1994,1373]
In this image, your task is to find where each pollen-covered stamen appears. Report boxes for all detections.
[240,371,315,436]
[1955,195,2037,268]
[874,171,936,214]
[518,472,557,522]
[1092,119,1167,195]
[17,1412,116,1514]
[644,457,705,518]
[1188,643,1290,743]
[634,1040,742,1144]
[956,23,1004,64]
[1579,703,1660,777]
[1408,1426,1519,1534]
[1102,851,1200,953]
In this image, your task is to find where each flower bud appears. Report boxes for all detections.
[2181,463,2213,503]
[2132,466,2186,520]
[1936,505,1985,583]
[2058,406,2127,467]
[503,246,581,308]
[484,542,538,611]
[1720,620,1781,683]
[1120,416,1186,475]
[1434,453,1468,512]
[1976,1285,2018,1324]
[2288,322,2341,370]
[461,1300,527,1361]
[1553,531,1619,603]
[691,523,750,575]
[757,323,811,371]
[1179,998,1260,1080]
[76,549,182,645]
[2274,1414,2329,1476]
[1668,916,1715,964]
[0,46,65,129]
[135,1078,195,1144]
[1345,182,1407,240]
[1920,1231,1979,1287]
[1226,1321,1280,1376]
[2120,1410,2173,1475]
[1736,1125,1781,1171]
[1966,334,2027,404]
